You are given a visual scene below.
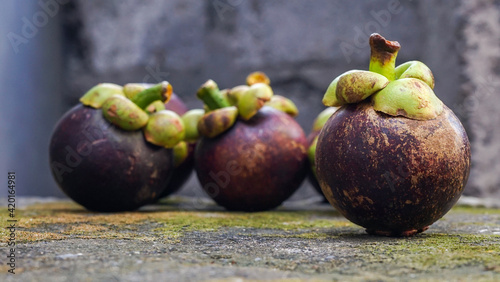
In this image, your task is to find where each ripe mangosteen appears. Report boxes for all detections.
[49,82,186,212]
[194,73,308,211]
[315,34,471,236]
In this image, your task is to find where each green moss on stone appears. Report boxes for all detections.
[451,205,500,215]
[358,233,500,271]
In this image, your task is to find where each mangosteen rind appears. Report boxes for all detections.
[195,106,308,212]
[316,102,470,234]
[49,104,173,212]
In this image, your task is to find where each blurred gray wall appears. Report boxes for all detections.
[1,0,499,199]
[0,0,66,197]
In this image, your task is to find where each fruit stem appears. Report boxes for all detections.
[131,81,172,109]
[246,71,270,86]
[197,80,230,110]
[368,33,400,81]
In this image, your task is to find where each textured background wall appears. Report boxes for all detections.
[1,0,499,198]
[459,1,500,198]
[0,0,64,197]
[63,0,431,129]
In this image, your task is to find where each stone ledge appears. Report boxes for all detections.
[0,197,499,281]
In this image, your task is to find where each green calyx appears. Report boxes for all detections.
[196,80,231,111]
[196,72,298,138]
[323,70,389,107]
[80,81,187,148]
[395,61,435,89]
[322,33,444,120]
[308,137,318,177]
[246,71,271,86]
[312,107,339,132]
[308,107,339,174]
[131,81,172,109]
[84,81,174,130]
[145,100,167,114]
[227,85,249,106]
[80,83,124,108]
[143,110,185,148]
[265,95,299,117]
[172,141,189,168]
[123,83,148,100]
[197,106,238,138]
[182,109,205,143]
[372,78,443,120]
[237,83,274,120]
[101,95,149,130]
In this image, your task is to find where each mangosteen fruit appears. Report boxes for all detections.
[315,34,471,236]
[49,82,186,212]
[194,73,308,211]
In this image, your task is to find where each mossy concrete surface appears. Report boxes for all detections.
[1,197,499,281]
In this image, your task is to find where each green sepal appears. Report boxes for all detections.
[123,83,148,100]
[197,106,238,138]
[172,141,189,168]
[101,95,149,130]
[308,136,318,177]
[395,61,435,89]
[145,100,166,114]
[372,78,444,120]
[323,70,389,107]
[265,95,299,117]
[143,110,185,148]
[181,109,205,143]
[227,85,249,106]
[80,83,124,108]
[237,83,274,120]
[312,107,339,132]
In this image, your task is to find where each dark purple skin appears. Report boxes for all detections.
[316,101,471,236]
[159,142,195,198]
[49,104,173,212]
[195,106,308,212]
[307,130,327,201]
[159,93,195,198]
